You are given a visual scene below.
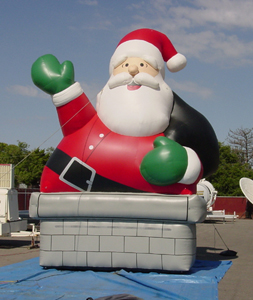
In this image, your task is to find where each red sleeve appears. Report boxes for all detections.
[56,93,96,136]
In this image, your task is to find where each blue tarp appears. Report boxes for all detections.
[0,258,231,300]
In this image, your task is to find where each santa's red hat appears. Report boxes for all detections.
[109,28,187,77]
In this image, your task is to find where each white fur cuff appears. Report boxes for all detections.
[52,82,83,107]
[179,147,201,184]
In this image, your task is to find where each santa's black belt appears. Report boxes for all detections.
[46,148,140,193]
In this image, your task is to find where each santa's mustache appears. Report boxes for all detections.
[108,72,160,90]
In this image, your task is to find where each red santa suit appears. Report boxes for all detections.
[40,83,202,195]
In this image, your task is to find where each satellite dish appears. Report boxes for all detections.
[239,177,253,204]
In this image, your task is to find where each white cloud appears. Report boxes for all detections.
[168,79,213,99]
[172,31,253,66]
[166,2,253,31]
[79,0,98,6]
[7,85,38,97]
[126,0,253,67]
[191,0,253,29]
[7,85,49,98]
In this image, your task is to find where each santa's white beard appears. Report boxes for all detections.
[96,72,174,137]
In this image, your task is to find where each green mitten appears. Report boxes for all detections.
[140,136,188,186]
[31,54,75,95]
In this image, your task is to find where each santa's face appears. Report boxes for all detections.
[97,57,174,137]
[113,57,159,78]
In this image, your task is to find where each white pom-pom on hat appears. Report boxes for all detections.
[167,53,187,73]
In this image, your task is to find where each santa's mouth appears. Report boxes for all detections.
[127,83,141,91]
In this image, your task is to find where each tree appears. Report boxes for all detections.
[0,141,53,188]
[227,127,253,167]
[207,142,253,196]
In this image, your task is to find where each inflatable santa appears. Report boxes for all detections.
[32,28,219,195]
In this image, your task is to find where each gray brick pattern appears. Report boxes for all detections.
[39,219,196,271]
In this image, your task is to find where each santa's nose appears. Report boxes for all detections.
[128,64,139,77]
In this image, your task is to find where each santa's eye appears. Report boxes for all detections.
[140,63,144,67]
[124,63,129,67]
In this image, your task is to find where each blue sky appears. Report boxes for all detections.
[1,0,253,150]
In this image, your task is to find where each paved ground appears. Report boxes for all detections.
[196,219,253,300]
[0,219,251,300]
[0,231,40,267]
